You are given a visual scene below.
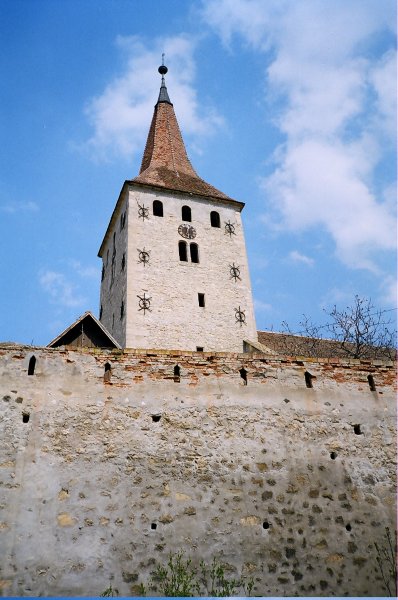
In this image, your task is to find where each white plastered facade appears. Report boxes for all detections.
[99,183,257,352]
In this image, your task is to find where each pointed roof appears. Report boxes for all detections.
[47,311,121,349]
[132,63,235,203]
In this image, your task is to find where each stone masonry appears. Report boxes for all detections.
[0,346,396,596]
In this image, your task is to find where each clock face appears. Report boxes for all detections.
[178,224,197,239]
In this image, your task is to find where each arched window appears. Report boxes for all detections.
[153,200,163,217]
[182,205,191,222]
[210,211,220,228]
[179,241,188,261]
[28,356,36,376]
[190,243,199,263]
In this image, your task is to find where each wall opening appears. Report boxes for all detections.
[210,211,220,228]
[153,200,163,217]
[151,523,157,530]
[304,371,314,388]
[330,451,337,460]
[196,347,204,352]
[353,424,362,435]
[28,356,36,376]
[121,253,125,271]
[239,367,248,385]
[120,301,124,320]
[101,265,105,281]
[190,243,199,263]
[152,415,161,423]
[174,365,181,383]
[198,293,205,307]
[179,241,188,262]
[345,523,352,531]
[367,374,376,391]
[262,521,270,529]
[99,305,103,320]
[182,205,192,222]
[104,362,112,383]
[22,412,30,423]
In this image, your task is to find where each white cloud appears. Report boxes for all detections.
[378,275,398,307]
[68,260,100,280]
[82,34,224,161]
[288,250,314,267]
[0,200,39,214]
[254,298,272,312]
[39,270,86,308]
[201,0,397,272]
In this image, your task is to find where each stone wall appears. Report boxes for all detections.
[0,346,396,596]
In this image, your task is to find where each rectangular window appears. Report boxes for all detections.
[196,347,204,352]
[198,293,205,307]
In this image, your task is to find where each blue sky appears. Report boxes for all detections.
[0,0,396,346]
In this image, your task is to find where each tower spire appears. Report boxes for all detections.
[157,54,171,104]
[133,61,233,201]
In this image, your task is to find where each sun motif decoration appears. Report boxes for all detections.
[234,306,246,326]
[137,293,152,314]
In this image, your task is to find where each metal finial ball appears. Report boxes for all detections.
[158,65,168,76]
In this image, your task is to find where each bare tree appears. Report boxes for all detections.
[325,296,396,359]
[281,296,396,359]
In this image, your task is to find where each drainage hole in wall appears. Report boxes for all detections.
[330,451,337,460]
[22,412,30,423]
[345,523,352,531]
[151,523,157,530]
[353,424,362,435]
[152,415,161,423]
[262,521,270,529]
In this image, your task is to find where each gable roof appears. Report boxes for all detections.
[132,67,239,205]
[47,311,121,349]
[257,330,396,360]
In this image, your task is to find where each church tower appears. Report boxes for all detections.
[98,62,257,352]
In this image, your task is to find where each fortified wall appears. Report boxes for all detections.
[0,346,396,596]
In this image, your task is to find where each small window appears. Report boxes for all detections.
[104,362,112,383]
[198,293,205,307]
[305,371,314,388]
[106,249,109,266]
[153,200,163,217]
[210,211,220,228]
[99,305,103,320]
[174,365,180,382]
[101,265,105,281]
[182,205,191,222]
[179,241,188,262]
[196,347,204,352]
[120,211,126,230]
[121,253,126,271]
[190,243,199,263]
[239,367,248,385]
[28,356,36,376]
[120,301,124,319]
[367,374,376,391]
